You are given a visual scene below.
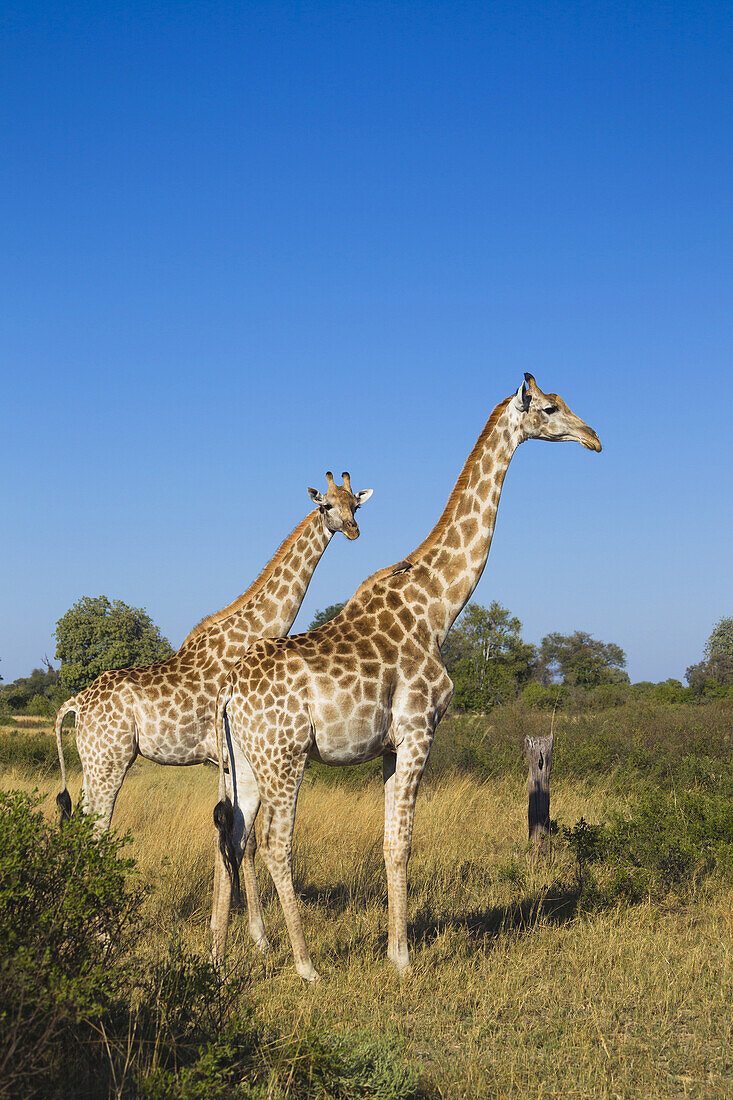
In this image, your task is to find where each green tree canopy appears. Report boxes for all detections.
[706,617,733,682]
[307,602,346,630]
[686,616,733,693]
[0,662,61,716]
[442,601,536,712]
[55,596,174,695]
[538,630,628,687]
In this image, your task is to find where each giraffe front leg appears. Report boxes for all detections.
[382,737,431,975]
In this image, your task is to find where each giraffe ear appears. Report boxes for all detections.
[355,488,373,507]
[515,382,532,412]
[307,487,327,505]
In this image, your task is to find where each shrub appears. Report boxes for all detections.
[582,683,631,709]
[0,791,431,1100]
[0,664,62,716]
[141,1026,427,1099]
[24,692,57,716]
[0,729,81,773]
[561,785,733,909]
[518,683,569,710]
[426,701,733,791]
[649,679,694,704]
[0,790,137,1097]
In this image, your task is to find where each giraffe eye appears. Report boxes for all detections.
[544,404,558,415]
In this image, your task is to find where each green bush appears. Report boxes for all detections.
[518,683,568,710]
[581,683,631,709]
[422,702,731,795]
[561,785,733,909]
[0,664,63,716]
[0,791,430,1100]
[0,790,137,1097]
[0,729,81,773]
[648,679,695,704]
[141,1026,427,1099]
[24,692,57,716]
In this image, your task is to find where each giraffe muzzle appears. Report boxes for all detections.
[342,522,360,540]
[580,427,602,452]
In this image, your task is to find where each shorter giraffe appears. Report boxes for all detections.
[54,471,372,844]
[212,375,601,979]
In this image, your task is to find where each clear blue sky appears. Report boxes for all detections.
[2,1,731,685]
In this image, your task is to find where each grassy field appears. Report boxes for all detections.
[2,702,732,1097]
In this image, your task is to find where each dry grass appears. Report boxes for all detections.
[4,758,732,1097]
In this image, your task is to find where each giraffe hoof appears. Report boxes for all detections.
[252,935,271,954]
[389,953,412,977]
[296,963,320,983]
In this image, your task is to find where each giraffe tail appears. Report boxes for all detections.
[54,698,77,824]
[213,684,241,905]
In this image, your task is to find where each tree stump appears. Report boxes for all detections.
[524,733,553,858]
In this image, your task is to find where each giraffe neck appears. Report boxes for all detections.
[410,394,524,644]
[180,510,332,651]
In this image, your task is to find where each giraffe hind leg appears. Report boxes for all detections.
[241,814,270,951]
[211,752,265,966]
[213,796,241,904]
[230,754,268,950]
[76,719,137,834]
[81,764,133,834]
[257,755,318,983]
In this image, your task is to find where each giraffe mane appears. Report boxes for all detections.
[344,395,514,607]
[410,395,512,561]
[179,510,319,647]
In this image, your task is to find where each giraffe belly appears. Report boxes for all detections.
[309,697,390,766]
[135,704,217,765]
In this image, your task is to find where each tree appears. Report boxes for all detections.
[538,630,628,687]
[55,596,174,695]
[0,661,61,716]
[686,616,733,694]
[705,617,733,683]
[307,602,346,630]
[442,601,536,712]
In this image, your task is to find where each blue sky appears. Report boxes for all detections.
[2,1,731,685]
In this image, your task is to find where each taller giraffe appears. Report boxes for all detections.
[212,375,601,979]
[54,471,372,833]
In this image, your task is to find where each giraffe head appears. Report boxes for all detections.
[515,373,602,452]
[307,471,373,540]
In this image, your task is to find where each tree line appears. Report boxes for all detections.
[0,596,173,716]
[2,596,732,716]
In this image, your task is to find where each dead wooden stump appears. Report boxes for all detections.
[524,733,553,858]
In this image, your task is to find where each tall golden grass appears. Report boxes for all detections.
[3,760,731,1097]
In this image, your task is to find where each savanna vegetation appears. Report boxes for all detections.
[3,600,731,718]
[1,605,731,1094]
[2,690,732,1097]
